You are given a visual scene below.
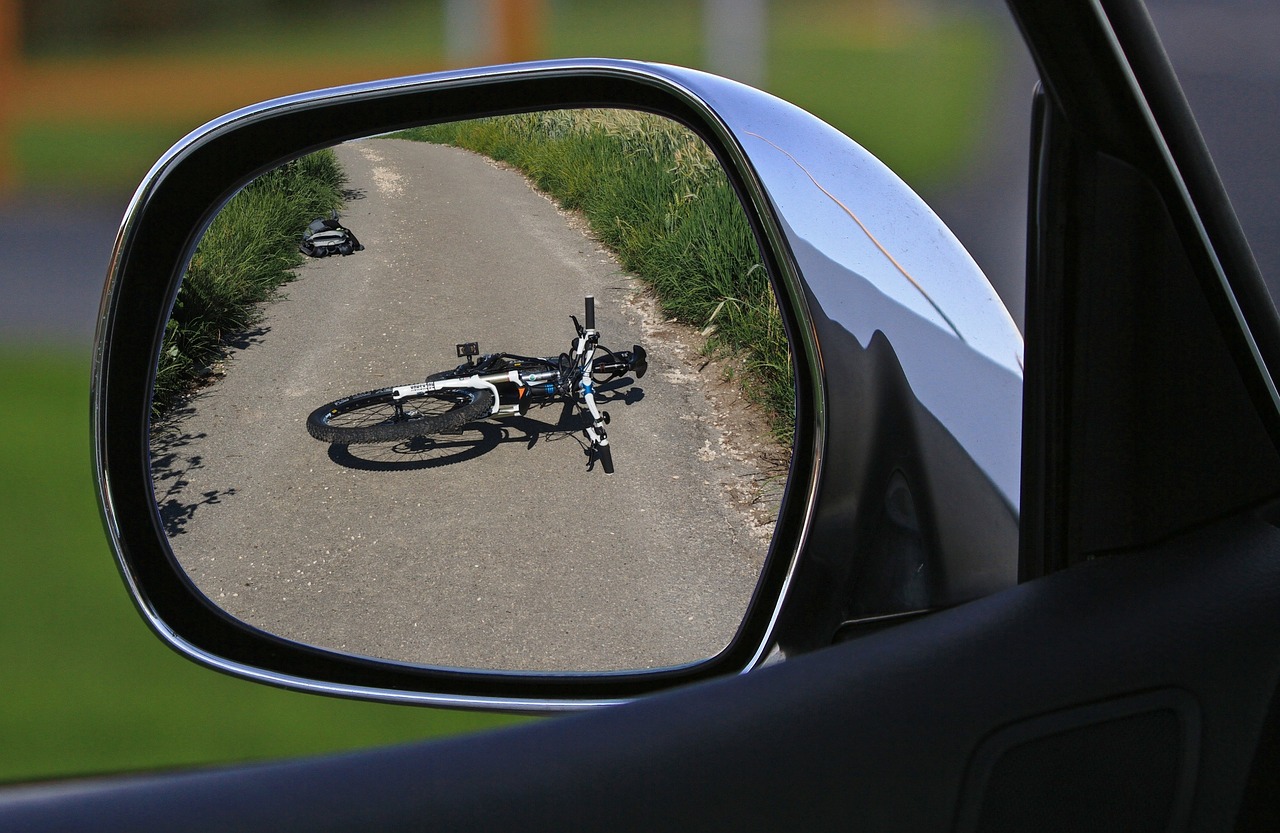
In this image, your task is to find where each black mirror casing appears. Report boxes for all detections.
[95,59,1022,709]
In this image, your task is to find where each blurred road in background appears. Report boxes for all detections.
[1147,0,1280,306]
[0,194,120,346]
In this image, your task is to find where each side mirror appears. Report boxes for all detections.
[95,60,1022,710]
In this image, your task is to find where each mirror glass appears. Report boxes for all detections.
[148,110,793,673]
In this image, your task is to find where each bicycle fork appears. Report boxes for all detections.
[579,374,613,474]
[576,295,614,474]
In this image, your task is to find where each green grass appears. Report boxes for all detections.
[531,0,998,185]
[154,150,346,414]
[546,0,703,66]
[14,121,192,192]
[0,346,524,783]
[768,16,1000,184]
[398,111,793,438]
[12,1,1001,192]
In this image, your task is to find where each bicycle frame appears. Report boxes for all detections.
[389,296,645,473]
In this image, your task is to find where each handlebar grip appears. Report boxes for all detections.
[597,442,614,474]
[585,295,595,330]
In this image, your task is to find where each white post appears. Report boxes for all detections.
[703,0,767,88]
[444,0,487,66]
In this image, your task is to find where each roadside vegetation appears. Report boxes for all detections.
[398,111,794,439]
[152,150,345,414]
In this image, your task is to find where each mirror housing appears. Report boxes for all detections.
[95,59,1022,710]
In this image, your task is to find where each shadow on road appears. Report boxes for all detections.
[223,326,271,351]
[151,424,239,537]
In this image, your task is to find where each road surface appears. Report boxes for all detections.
[150,137,781,673]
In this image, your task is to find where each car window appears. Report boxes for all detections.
[1145,0,1280,307]
[910,5,1037,334]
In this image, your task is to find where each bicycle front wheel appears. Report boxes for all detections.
[306,385,494,444]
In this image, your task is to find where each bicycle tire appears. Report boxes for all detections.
[307,385,494,444]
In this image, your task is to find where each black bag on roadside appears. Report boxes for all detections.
[300,215,363,257]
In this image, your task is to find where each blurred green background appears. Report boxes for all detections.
[11,0,1001,192]
[0,0,1012,783]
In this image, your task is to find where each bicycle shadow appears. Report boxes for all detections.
[325,379,645,472]
[327,422,504,471]
[594,377,645,407]
[224,325,270,351]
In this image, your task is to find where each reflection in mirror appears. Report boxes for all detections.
[148,110,793,673]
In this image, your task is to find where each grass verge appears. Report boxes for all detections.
[153,150,345,414]
[14,121,193,192]
[397,111,794,438]
[0,346,524,783]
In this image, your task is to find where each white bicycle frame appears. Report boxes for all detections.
[389,296,614,469]
[387,334,608,429]
[573,329,610,456]
[391,375,503,415]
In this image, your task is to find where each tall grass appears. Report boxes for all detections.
[397,112,794,438]
[153,150,345,414]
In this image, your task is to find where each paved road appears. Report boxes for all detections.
[150,138,776,673]
[0,195,123,347]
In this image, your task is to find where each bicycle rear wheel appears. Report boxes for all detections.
[307,385,494,444]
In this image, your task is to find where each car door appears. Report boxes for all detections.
[2,0,1278,830]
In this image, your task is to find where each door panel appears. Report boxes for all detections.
[3,510,1277,831]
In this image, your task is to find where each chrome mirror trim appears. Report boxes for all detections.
[94,58,1021,709]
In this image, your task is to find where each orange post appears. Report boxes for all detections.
[0,0,18,192]
[493,0,544,64]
